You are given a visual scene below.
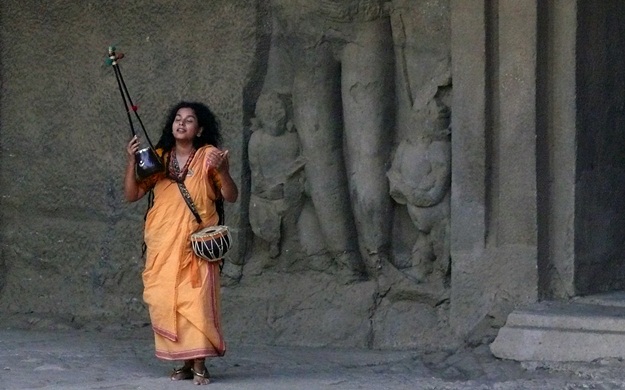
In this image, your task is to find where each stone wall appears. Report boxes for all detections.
[0,0,260,328]
[0,0,460,351]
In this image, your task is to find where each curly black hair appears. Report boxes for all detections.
[155,101,222,152]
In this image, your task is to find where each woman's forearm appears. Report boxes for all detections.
[123,136,147,202]
[124,160,145,202]
[219,171,238,203]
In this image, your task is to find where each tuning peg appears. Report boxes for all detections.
[105,52,125,66]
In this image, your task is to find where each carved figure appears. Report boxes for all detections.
[248,92,305,258]
[387,97,451,282]
[270,0,394,279]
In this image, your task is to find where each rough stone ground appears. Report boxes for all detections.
[1,317,625,390]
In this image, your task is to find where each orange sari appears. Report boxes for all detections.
[142,145,226,360]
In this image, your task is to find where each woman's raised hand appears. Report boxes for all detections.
[207,149,230,173]
[126,135,139,162]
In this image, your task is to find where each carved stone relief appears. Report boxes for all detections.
[387,96,451,284]
[382,0,452,292]
[249,0,451,292]
[263,0,395,281]
[248,92,305,263]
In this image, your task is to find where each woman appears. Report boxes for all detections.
[124,101,238,385]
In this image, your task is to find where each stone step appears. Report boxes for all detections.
[490,293,625,362]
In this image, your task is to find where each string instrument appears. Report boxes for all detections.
[105,46,164,181]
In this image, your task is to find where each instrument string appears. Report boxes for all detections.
[108,47,158,152]
[112,65,136,138]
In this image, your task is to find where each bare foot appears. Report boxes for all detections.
[170,360,194,381]
[192,358,210,385]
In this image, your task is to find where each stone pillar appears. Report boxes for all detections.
[536,0,577,299]
[450,0,539,337]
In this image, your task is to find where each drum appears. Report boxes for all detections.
[191,225,232,261]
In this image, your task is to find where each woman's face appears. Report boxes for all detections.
[172,107,201,142]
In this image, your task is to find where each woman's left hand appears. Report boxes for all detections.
[208,148,237,202]
[207,149,229,173]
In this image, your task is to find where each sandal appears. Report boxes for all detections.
[191,367,210,385]
[170,366,193,381]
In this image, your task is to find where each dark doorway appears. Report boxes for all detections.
[574,1,625,294]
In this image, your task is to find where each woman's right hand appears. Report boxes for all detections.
[123,135,147,202]
[126,135,139,162]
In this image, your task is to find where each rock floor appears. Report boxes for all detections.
[1,323,625,390]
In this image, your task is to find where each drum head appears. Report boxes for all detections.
[193,225,228,238]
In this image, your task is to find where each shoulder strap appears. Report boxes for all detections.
[176,181,202,224]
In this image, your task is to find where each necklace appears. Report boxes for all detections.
[168,147,196,182]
